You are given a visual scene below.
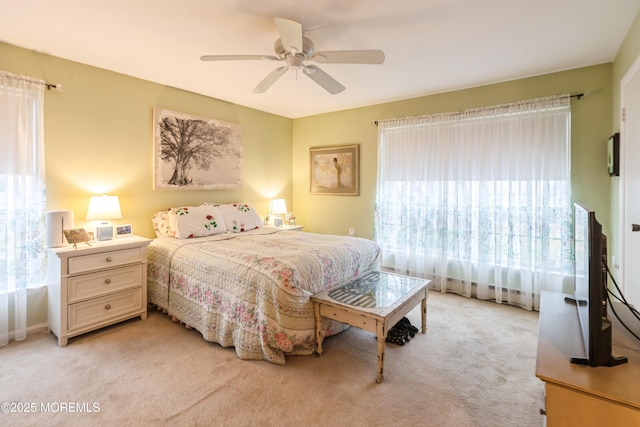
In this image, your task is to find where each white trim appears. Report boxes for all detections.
[0,283,47,295]
[619,52,640,299]
[6,322,48,342]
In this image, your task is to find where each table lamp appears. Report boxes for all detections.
[270,198,287,227]
[86,194,122,240]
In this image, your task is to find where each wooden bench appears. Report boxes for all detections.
[311,271,430,383]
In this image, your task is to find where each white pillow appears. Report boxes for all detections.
[216,203,263,233]
[151,210,172,238]
[168,205,227,239]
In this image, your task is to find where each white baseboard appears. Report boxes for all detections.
[7,322,49,342]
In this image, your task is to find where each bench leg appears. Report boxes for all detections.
[421,293,428,333]
[376,322,385,383]
[314,303,324,356]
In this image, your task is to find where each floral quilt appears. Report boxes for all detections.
[147,227,380,364]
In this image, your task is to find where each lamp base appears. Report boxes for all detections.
[95,224,114,241]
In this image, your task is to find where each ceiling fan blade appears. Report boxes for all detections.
[303,65,345,95]
[200,54,280,61]
[252,66,289,93]
[311,50,385,64]
[274,17,303,53]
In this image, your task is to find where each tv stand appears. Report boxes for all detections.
[536,291,640,426]
[561,295,628,366]
[569,355,628,367]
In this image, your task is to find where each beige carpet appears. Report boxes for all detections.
[0,291,543,427]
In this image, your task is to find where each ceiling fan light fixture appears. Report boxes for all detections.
[287,55,304,70]
[201,17,384,94]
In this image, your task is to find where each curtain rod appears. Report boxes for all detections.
[372,92,585,125]
[36,80,63,91]
[0,72,62,91]
[45,83,63,91]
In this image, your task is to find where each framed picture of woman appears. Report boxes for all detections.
[309,144,359,195]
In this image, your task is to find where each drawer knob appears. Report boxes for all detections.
[104,304,111,310]
[106,257,113,263]
[104,278,111,284]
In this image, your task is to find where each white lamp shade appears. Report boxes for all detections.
[86,195,122,221]
[270,199,287,216]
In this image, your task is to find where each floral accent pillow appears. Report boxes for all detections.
[151,210,172,238]
[168,205,227,239]
[216,203,263,233]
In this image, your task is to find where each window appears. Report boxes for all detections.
[0,70,47,345]
[375,95,572,310]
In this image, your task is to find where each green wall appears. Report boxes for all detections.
[0,41,293,332]
[293,65,614,241]
[0,42,293,240]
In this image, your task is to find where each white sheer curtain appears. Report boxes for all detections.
[375,95,572,311]
[0,71,47,346]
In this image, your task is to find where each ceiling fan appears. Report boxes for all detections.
[200,17,385,94]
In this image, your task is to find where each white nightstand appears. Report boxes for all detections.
[278,224,304,231]
[47,235,151,346]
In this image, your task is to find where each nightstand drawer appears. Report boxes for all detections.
[68,288,143,331]
[67,264,143,303]
[68,247,145,274]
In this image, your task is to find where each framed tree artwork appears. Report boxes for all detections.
[153,108,243,190]
[310,144,359,195]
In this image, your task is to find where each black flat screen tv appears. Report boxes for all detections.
[568,203,627,367]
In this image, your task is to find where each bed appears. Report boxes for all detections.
[147,203,380,364]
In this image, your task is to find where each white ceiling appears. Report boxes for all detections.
[1,0,639,118]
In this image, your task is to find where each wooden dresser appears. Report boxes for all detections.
[47,235,151,346]
[536,291,640,426]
